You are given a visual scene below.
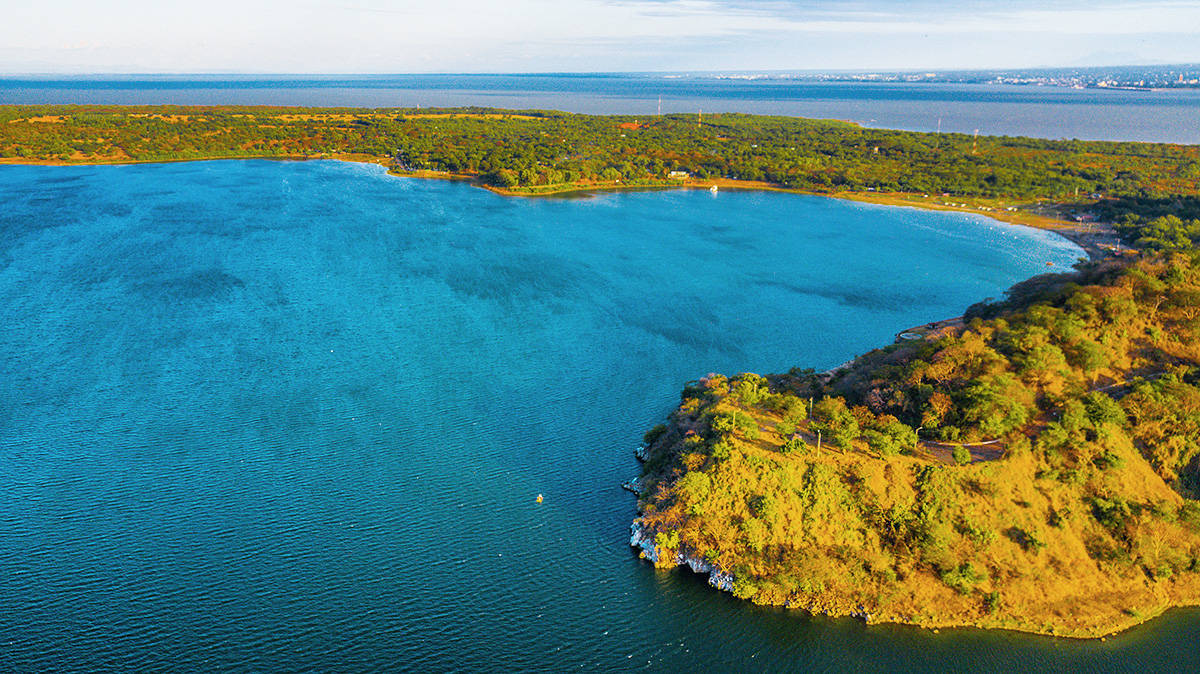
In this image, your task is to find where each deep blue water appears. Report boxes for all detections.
[2,74,1199,144]
[2,159,1198,672]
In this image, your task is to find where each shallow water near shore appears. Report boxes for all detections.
[2,159,1196,671]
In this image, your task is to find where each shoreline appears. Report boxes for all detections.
[630,519,1196,639]
[0,153,1112,258]
[7,150,1167,640]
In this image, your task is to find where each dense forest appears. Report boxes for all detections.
[2,105,1198,203]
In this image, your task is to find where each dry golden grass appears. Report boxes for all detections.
[128,114,193,122]
[637,384,1200,638]
[398,113,544,121]
[7,115,65,124]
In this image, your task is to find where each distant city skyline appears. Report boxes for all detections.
[3,0,1199,74]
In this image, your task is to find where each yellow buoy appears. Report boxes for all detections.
[536,494,543,504]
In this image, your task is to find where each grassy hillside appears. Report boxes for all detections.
[633,251,1200,637]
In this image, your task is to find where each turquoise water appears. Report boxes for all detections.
[2,159,1196,671]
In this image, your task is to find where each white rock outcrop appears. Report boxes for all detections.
[629,520,733,592]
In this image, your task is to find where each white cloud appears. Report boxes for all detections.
[734,1,1200,35]
[0,0,1196,72]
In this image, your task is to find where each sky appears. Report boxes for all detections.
[2,0,1199,74]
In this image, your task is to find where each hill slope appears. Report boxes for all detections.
[632,252,1200,637]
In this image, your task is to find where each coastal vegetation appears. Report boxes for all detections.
[2,105,1198,207]
[633,244,1200,637]
[5,104,1200,637]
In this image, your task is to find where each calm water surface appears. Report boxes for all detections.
[2,160,1196,671]
[2,74,1198,143]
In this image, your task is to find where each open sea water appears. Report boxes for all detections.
[2,74,1199,144]
[2,159,1198,671]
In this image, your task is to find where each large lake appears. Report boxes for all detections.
[2,160,1197,671]
[2,74,1199,144]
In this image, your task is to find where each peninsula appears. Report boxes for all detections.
[630,228,1200,638]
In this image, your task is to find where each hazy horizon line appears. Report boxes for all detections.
[3,63,1198,78]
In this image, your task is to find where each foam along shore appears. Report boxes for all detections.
[0,150,1111,257]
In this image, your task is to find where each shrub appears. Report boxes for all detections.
[1094,450,1124,470]
[732,575,759,599]
[959,373,1033,438]
[730,373,768,406]
[750,494,779,522]
[643,424,667,446]
[959,514,997,544]
[742,517,769,552]
[863,430,900,457]
[1180,500,1200,529]
[677,471,712,505]
[1090,496,1134,532]
[742,422,760,442]
[983,591,1003,614]
[779,395,809,421]
[1004,526,1047,553]
[952,444,972,465]
[811,397,860,451]
[654,529,680,551]
[711,411,759,440]
[780,436,808,455]
[1047,507,1072,528]
[710,439,735,461]
[941,562,987,594]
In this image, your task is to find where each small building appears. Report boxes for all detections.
[668,170,690,180]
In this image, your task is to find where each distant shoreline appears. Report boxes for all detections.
[0,152,1105,262]
[3,76,1199,144]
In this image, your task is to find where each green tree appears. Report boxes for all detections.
[811,397,859,451]
[952,444,972,465]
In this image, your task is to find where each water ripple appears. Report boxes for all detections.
[2,161,1188,672]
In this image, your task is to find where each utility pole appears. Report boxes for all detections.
[816,429,822,454]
